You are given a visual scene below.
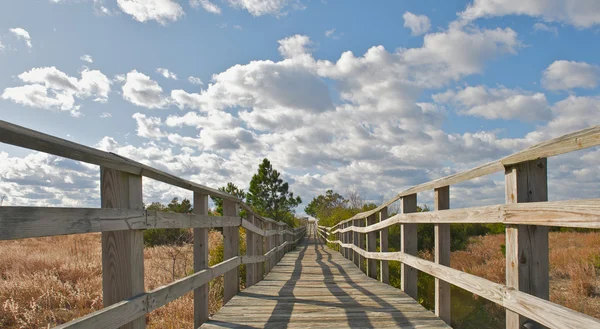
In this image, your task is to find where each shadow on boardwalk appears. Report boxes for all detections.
[201,227,450,329]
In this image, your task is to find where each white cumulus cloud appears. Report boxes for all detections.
[156,67,178,80]
[433,85,551,122]
[188,76,203,85]
[117,0,184,24]
[1,66,111,116]
[403,12,431,36]
[460,0,600,29]
[191,0,221,14]
[121,70,170,108]
[9,27,32,48]
[542,60,600,90]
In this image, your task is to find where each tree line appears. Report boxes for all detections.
[143,158,302,246]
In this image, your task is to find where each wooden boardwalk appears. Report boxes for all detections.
[202,229,450,329]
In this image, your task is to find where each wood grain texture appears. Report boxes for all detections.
[331,124,600,227]
[100,167,145,329]
[0,120,242,203]
[401,194,418,300]
[328,198,600,235]
[330,241,600,329]
[434,186,451,325]
[505,159,549,329]
[366,214,377,279]
[246,213,257,287]
[379,207,389,284]
[194,192,210,327]
[223,199,240,304]
[202,231,450,329]
[56,257,241,329]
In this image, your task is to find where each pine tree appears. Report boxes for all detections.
[247,158,302,224]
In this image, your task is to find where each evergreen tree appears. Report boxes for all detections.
[247,158,302,224]
[211,182,247,216]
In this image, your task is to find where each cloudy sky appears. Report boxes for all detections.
[0,0,599,212]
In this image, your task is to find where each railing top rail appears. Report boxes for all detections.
[333,125,600,227]
[0,119,291,228]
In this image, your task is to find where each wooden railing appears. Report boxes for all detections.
[318,125,600,329]
[0,120,307,329]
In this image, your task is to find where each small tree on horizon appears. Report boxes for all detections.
[247,158,302,225]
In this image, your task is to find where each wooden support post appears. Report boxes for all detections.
[505,159,549,329]
[246,213,257,287]
[346,221,356,262]
[100,167,145,329]
[401,193,418,300]
[223,199,240,304]
[342,223,352,259]
[264,220,271,275]
[353,219,360,268]
[269,222,276,272]
[367,214,378,279]
[379,207,389,284]
[193,192,209,327]
[434,186,451,325]
[358,218,366,273]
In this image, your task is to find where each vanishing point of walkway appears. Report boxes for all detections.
[201,229,450,329]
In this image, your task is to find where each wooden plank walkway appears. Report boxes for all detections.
[201,229,450,329]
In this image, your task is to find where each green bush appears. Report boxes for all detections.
[144,228,192,247]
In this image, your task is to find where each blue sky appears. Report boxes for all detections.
[0,0,599,212]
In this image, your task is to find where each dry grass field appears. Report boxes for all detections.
[420,231,600,319]
[0,230,228,329]
[1,231,598,328]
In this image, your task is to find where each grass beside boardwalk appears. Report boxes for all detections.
[0,230,231,329]
[411,231,600,328]
[1,231,599,328]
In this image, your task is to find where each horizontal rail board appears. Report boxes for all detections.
[0,207,242,240]
[0,120,241,203]
[330,241,600,329]
[334,125,600,226]
[55,256,241,329]
[330,199,600,234]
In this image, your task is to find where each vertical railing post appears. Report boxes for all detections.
[193,192,209,327]
[358,218,366,273]
[505,159,549,329]
[379,207,389,284]
[434,186,451,324]
[223,199,240,303]
[246,213,257,287]
[100,167,145,329]
[348,222,353,262]
[341,224,346,254]
[269,221,275,272]
[401,194,418,299]
[264,220,271,275]
[353,219,360,268]
[367,214,377,279]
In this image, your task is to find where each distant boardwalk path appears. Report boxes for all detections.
[201,228,449,329]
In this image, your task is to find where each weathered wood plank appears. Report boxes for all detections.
[194,192,209,327]
[0,207,242,241]
[401,193,418,300]
[379,207,389,284]
[434,186,450,325]
[332,241,600,329]
[55,257,241,329]
[100,167,145,329]
[0,120,243,203]
[366,214,377,279]
[222,199,240,304]
[329,198,600,235]
[331,124,600,227]
[505,159,549,329]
